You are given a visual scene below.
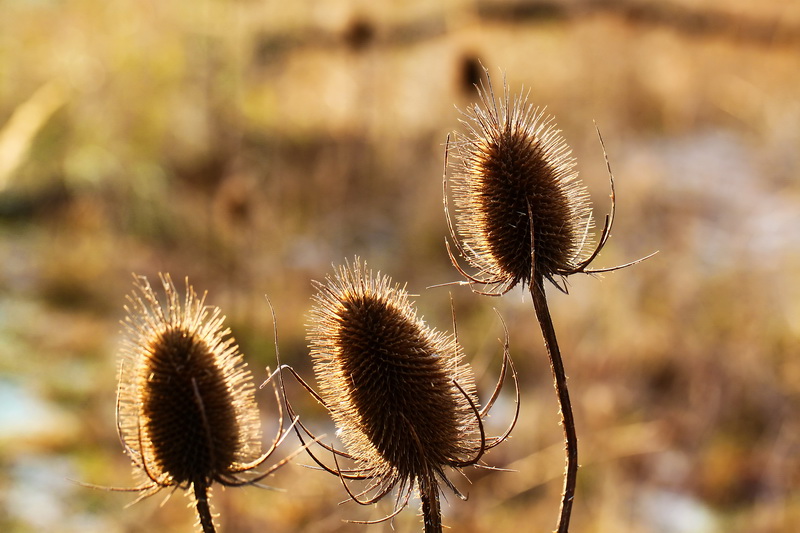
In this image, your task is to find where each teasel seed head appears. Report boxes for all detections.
[116,274,291,531]
[444,69,653,533]
[301,258,517,530]
[309,260,476,476]
[446,72,596,293]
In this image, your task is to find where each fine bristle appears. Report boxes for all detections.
[449,75,594,292]
[308,260,478,482]
[117,274,262,489]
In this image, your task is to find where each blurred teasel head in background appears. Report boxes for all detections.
[446,72,601,293]
[299,258,517,531]
[116,274,292,531]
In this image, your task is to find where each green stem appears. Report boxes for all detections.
[531,275,578,533]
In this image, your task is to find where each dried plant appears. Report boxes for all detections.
[109,273,296,533]
[444,71,652,532]
[280,258,518,532]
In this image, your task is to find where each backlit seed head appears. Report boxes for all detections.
[116,274,262,494]
[448,74,594,292]
[307,258,480,494]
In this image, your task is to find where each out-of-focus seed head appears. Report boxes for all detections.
[116,274,262,494]
[448,75,595,292]
[307,259,480,485]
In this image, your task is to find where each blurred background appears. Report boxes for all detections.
[1,0,799,531]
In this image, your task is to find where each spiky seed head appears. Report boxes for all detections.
[307,259,479,484]
[117,274,262,491]
[449,76,594,292]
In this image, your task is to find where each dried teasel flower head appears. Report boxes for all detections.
[296,258,517,531]
[445,71,631,294]
[444,69,654,533]
[116,274,293,532]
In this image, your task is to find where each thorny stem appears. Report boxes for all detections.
[193,478,216,533]
[531,275,577,533]
[420,474,443,533]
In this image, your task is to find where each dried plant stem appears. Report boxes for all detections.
[530,275,577,533]
[193,478,216,533]
[420,474,442,533]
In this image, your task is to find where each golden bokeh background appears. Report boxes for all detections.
[1,1,799,532]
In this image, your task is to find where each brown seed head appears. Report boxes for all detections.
[307,259,481,493]
[117,274,262,493]
[448,75,594,292]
